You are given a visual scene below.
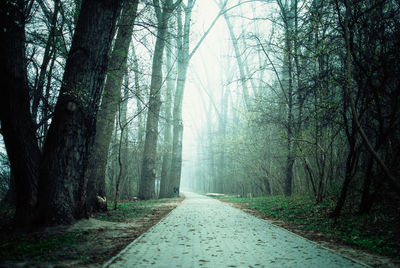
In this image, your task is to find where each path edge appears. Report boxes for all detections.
[102,197,186,267]
[215,197,371,268]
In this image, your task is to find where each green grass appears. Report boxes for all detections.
[0,197,181,264]
[94,198,181,222]
[221,195,400,257]
[0,232,84,262]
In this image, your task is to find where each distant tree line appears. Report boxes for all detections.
[189,0,400,219]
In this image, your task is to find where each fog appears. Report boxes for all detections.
[2,0,399,238]
[180,0,273,191]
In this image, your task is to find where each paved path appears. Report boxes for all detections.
[105,192,367,268]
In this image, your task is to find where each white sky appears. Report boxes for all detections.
[183,2,226,140]
[181,0,228,182]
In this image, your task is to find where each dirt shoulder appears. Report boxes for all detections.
[219,199,400,268]
[0,198,183,267]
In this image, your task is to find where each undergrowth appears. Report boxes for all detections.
[0,231,84,262]
[95,198,181,222]
[221,195,400,257]
[0,197,180,264]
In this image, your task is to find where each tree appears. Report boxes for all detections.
[31,0,60,133]
[0,0,41,227]
[221,12,251,110]
[331,0,400,217]
[37,0,124,225]
[159,41,176,198]
[85,0,139,214]
[138,0,181,200]
[0,0,124,227]
[163,0,229,198]
[113,79,131,209]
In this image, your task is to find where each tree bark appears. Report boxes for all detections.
[159,44,175,198]
[0,0,41,228]
[283,22,295,197]
[85,0,139,214]
[138,0,179,200]
[167,5,190,198]
[37,0,123,225]
[278,0,296,196]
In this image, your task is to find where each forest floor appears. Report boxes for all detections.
[1,193,398,267]
[0,197,183,267]
[217,196,400,267]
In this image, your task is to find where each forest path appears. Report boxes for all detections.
[105,192,367,268]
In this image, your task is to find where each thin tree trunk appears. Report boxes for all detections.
[114,83,129,209]
[114,126,124,210]
[131,45,144,147]
[41,46,57,140]
[31,0,60,125]
[284,31,294,196]
[218,87,228,194]
[223,14,251,110]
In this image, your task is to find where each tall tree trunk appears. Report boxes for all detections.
[283,25,295,196]
[331,0,358,215]
[139,0,179,200]
[166,0,208,198]
[37,0,123,225]
[168,11,186,197]
[41,46,57,141]
[130,44,144,192]
[131,45,144,146]
[279,0,296,196]
[169,64,187,197]
[0,0,41,228]
[161,0,224,197]
[85,0,138,213]
[166,2,193,198]
[159,44,175,198]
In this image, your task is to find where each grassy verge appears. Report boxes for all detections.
[0,197,181,264]
[0,231,84,262]
[94,198,182,222]
[220,195,400,257]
